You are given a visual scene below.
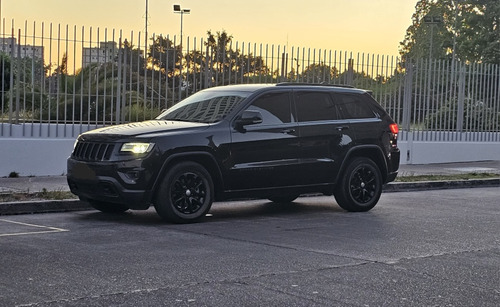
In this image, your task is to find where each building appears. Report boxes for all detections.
[82,41,118,67]
[0,37,44,59]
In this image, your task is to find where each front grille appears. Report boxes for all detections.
[72,141,115,161]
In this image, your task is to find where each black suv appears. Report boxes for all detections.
[67,83,400,223]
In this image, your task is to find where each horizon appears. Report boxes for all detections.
[2,0,417,58]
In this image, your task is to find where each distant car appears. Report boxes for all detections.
[67,83,400,223]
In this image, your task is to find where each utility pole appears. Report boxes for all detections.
[145,0,148,51]
[173,4,191,49]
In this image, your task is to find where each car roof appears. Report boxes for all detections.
[203,83,369,94]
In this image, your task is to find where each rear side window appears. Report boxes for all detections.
[247,92,292,125]
[333,93,376,119]
[295,91,340,122]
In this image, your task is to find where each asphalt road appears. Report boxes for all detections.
[1,188,499,307]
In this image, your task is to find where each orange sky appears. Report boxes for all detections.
[3,0,417,58]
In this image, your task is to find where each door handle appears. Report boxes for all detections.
[281,128,296,134]
[335,126,349,131]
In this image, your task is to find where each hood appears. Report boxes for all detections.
[81,120,209,138]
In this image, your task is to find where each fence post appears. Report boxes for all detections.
[346,58,354,86]
[402,60,413,132]
[8,33,14,125]
[115,38,122,124]
[456,64,465,132]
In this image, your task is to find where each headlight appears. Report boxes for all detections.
[120,142,155,154]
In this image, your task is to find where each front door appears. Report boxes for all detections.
[228,91,299,191]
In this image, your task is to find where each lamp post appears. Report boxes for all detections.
[423,15,442,61]
[173,4,190,48]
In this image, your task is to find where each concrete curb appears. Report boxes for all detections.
[383,178,500,192]
[1,179,499,215]
[0,199,92,215]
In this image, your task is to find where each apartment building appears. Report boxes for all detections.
[0,37,44,59]
[82,41,117,67]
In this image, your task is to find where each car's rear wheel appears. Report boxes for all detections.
[334,157,382,212]
[89,200,129,213]
[154,161,214,223]
[268,195,300,203]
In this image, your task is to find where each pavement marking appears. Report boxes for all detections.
[0,219,69,237]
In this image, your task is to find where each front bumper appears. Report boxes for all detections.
[67,159,154,210]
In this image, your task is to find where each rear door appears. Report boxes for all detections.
[228,90,300,190]
[294,90,355,185]
[332,92,382,146]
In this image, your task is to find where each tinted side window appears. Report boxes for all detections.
[333,93,376,119]
[247,92,291,125]
[295,91,340,122]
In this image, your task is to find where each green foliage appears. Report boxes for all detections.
[400,0,500,64]
[425,99,500,131]
[148,35,182,77]
[300,63,339,83]
[0,53,11,93]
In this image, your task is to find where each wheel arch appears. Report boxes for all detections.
[151,152,224,202]
[337,146,389,183]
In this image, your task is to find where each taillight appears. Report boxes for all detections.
[389,123,399,135]
[389,123,398,148]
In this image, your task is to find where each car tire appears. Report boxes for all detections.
[154,161,214,223]
[268,195,299,203]
[334,157,382,212]
[89,200,129,213]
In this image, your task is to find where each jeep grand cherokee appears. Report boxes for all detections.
[67,83,400,223]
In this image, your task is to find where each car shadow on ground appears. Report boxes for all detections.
[75,196,347,225]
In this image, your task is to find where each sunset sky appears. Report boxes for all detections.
[3,0,417,58]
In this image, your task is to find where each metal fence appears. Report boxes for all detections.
[1,21,499,141]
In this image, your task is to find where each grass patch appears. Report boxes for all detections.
[0,190,77,203]
[396,172,499,182]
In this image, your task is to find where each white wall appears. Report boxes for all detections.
[0,138,75,176]
[398,141,500,165]
[1,138,500,176]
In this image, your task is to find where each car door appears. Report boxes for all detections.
[333,92,382,146]
[294,90,355,185]
[228,90,300,191]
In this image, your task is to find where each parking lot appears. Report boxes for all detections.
[1,187,499,306]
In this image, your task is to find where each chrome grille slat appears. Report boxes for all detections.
[72,141,115,161]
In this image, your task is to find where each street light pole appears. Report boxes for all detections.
[173,4,190,48]
[423,15,442,61]
[145,0,148,51]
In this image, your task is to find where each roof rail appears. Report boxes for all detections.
[276,82,355,88]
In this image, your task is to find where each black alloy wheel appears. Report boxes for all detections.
[154,161,214,223]
[334,157,382,212]
[171,172,208,215]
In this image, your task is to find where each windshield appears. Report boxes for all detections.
[156,90,250,123]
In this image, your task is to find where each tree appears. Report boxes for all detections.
[202,30,269,85]
[399,0,500,64]
[300,63,339,83]
[0,53,11,95]
[456,0,499,64]
[119,39,146,75]
[399,0,453,61]
[148,35,182,77]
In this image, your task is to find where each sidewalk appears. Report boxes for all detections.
[1,161,499,215]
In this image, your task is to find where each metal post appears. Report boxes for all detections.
[173,4,190,49]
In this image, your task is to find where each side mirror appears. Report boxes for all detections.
[235,110,263,131]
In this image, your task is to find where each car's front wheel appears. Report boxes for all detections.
[154,161,214,223]
[334,157,382,212]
